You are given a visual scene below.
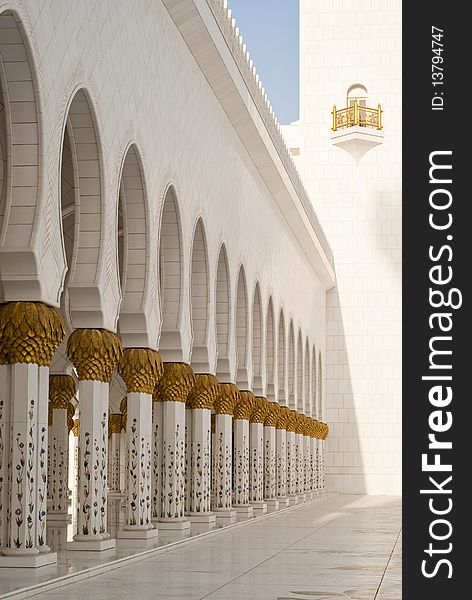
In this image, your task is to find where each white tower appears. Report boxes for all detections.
[296,0,402,495]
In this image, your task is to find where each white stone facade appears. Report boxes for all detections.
[296,0,402,495]
[0,0,333,568]
[0,0,331,399]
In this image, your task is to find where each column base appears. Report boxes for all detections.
[277,497,290,508]
[288,495,299,506]
[47,511,72,523]
[187,513,216,524]
[213,509,237,525]
[117,527,159,540]
[265,498,280,512]
[67,538,117,552]
[234,505,254,520]
[0,551,57,569]
[251,501,268,516]
[157,519,191,531]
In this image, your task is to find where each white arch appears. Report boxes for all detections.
[190,217,210,372]
[252,282,263,395]
[278,309,286,405]
[59,86,120,330]
[235,265,249,388]
[296,328,303,412]
[215,243,232,381]
[312,344,317,418]
[117,143,156,347]
[158,185,184,361]
[287,320,295,410]
[0,10,41,248]
[266,297,276,401]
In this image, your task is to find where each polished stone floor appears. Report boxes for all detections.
[0,495,401,600]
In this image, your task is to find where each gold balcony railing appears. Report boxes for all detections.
[331,100,383,131]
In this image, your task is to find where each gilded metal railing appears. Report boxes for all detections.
[331,100,383,131]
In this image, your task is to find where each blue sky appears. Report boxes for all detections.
[229,0,299,124]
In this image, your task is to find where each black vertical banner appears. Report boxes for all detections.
[403,2,469,598]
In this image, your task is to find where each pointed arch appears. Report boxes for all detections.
[215,243,231,380]
[296,328,303,412]
[304,337,310,415]
[312,344,317,418]
[278,309,286,405]
[287,320,295,410]
[117,144,154,346]
[0,10,43,290]
[59,87,113,328]
[190,218,210,371]
[158,185,183,359]
[266,297,276,401]
[252,282,263,394]
[235,265,249,388]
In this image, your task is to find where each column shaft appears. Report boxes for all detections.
[187,408,213,521]
[73,380,110,542]
[296,433,306,500]
[213,413,233,511]
[304,435,311,496]
[287,431,298,503]
[108,432,121,494]
[233,419,252,518]
[151,401,162,521]
[49,408,69,517]
[249,422,266,513]
[118,392,156,538]
[0,364,54,564]
[263,425,278,511]
[159,400,189,528]
[276,428,288,503]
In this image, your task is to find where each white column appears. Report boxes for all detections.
[108,419,122,495]
[310,435,317,495]
[233,418,253,519]
[158,400,189,529]
[276,426,289,507]
[263,402,279,512]
[320,439,326,492]
[187,408,214,525]
[68,380,115,550]
[287,429,298,505]
[249,421,267,515]
[249,396,268,515]
[211,382,238,524]
[212,413,236,523]
[66,328,122,552]
[263,424,278,512]
[185,406,192,515]
[210,415,216,508]
[0,364,57,567]
[0,365,9,551]
[48,407,70,520]
[118,392,157,539]
[304,434,312,499]
[296,432,306,502]
[151,399,162,522]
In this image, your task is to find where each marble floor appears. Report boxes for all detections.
[0,495,402,600]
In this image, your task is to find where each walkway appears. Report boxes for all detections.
[20,495,401,600]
